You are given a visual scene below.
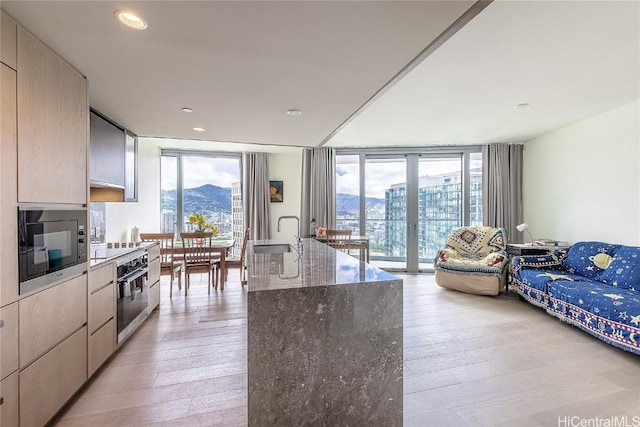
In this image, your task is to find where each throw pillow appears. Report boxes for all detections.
[597,245,640,291]
[563,241,620,279]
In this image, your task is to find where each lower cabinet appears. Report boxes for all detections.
[149,280,160,313]
[20,326,87,427]
[148,251,160,313]
[19,274,87,368]
[0,372,19,427]
[0,302,19,381]
[88,263,116,377]
[89,319,114,377]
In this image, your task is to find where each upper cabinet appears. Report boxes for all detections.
[89,109,138,202]
[1,63,19,307]
[90,109,125,189]
[17,27,88,205]
[1,12,17,70]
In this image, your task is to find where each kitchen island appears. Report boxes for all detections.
[247,238,403,426]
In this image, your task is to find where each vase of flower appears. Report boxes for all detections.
[188,213,219,235]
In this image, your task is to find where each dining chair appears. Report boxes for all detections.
[180,232,219,295]
[139,232,183,298]
[219,228,250,286]
[325,229,353,254]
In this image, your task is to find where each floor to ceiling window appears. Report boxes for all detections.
[335,148,482,272]
[160,151,243,255]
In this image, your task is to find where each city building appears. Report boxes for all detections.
[385,168,483,261]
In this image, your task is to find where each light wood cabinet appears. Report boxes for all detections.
[0,303,18,381]
[149,280,160,313]
[89,262,116,294]
[19,274,87,368]
[1,13,17,69]
[88,319,114,377]
[88,263,116,376]
[20,326,87,427]
[148,248,161,312]
[0,372,19,427]
[16,27,87,205]
[149,256,160,284]
[89,283,114,335]
[147,244,160,262]
[0,63,18,307]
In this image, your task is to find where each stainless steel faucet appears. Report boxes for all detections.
[277,215,302,254]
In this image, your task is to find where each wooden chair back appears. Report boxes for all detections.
[325,229,352,253]
[140,232,176,264]
[180,232,214,265]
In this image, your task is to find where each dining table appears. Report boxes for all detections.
[174,238,235,291]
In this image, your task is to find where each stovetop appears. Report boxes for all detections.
[90,242,149,267]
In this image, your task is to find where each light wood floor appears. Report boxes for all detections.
[52,273,640,426]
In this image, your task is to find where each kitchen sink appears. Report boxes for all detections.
[253,243,294,254]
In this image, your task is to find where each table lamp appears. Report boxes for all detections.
[516,223,534,244]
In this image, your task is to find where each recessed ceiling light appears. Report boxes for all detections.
[182,107,193,113]
[514,103,530,109]
[193,127,205,132]
[286,109,303,117]
[115,10,148,30]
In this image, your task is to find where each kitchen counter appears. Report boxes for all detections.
[247,238,397,291]
[247,238,403,426]
[89,242,156,268]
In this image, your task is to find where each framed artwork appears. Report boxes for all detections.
[270,181,283,202]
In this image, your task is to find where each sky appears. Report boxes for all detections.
[336,155,482,199]
[161,153,481,198]
[161,156,241,190]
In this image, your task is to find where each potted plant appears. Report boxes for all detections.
[187,213,219,236]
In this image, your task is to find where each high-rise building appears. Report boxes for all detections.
[385,169,482,262]
[161,210,177,235]
[231,182,243,257]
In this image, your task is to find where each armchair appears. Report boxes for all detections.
[434,225,509,296]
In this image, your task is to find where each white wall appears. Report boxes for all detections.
[523,100,640,245]
[269,151,303,240]
[105,140,161,242]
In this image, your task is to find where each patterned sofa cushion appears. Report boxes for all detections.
[563,241,621,280]
[445,226,506,257]
[547,280,640,351]
[436,226,508,275]
[517,269,587,293]
[598,246,640,291]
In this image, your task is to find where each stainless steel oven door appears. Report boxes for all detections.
[116,266,148,343]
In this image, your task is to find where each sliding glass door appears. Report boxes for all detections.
[417,157,462,270]
[336,149,482,273]
[366,157,407,270]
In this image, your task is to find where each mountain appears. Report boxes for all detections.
[336,193,385,216]
[161,184,232,215]
[161,187,384,218]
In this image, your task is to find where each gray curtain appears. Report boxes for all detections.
[243,152,271,240]
[482,144,523,243]
[300,148,336,237]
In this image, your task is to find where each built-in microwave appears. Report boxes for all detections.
[18,205,88,295]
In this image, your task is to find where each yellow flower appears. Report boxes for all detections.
[187,213,218,235]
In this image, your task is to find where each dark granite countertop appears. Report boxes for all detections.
[247,238,398,292]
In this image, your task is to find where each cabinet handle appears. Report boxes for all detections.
[0,319,4,328]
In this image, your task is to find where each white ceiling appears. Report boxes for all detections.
[2,1,638,151]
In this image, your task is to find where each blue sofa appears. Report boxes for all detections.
[512,241,640,355]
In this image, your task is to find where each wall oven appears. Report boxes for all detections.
[116,250,148,344]
[18,205,87,295]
